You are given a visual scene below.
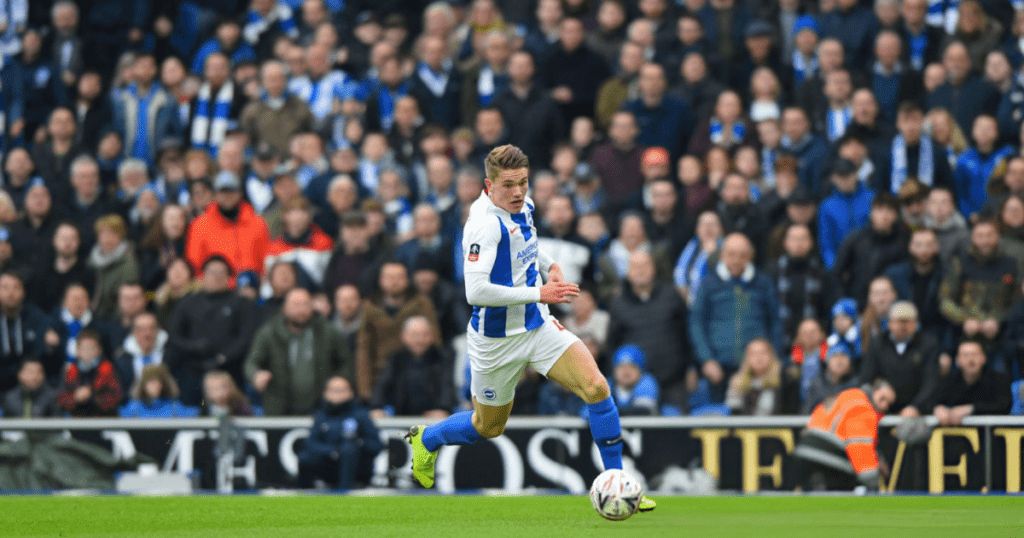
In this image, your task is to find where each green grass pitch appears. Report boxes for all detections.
[4,495,1023,538]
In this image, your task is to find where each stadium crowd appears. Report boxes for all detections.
[0,0,1023,424]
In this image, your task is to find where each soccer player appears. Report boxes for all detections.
[406,145,655,511]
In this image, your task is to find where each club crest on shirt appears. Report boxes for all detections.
[468,243,480,262]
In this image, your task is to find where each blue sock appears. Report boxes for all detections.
[587,397,623,470]
[421,411,482,452]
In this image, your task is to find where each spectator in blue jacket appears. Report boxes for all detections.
[689,233,783,403]
[297,375,383,489]
[819,0,878,68]
[112,53,181,166]
[624,62,693,159]
[954,114,1015,218]
[190,19,258,75]
[818,158,875,269]
[607,345,659,416]
[2,29,70,144]
[119,364,199,418]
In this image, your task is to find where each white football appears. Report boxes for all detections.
[589,469,643,521]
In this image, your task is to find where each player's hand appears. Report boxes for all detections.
[548,263,565,284]
[539,282,579,304]
[702,360,724,384]
[252,370,273,393]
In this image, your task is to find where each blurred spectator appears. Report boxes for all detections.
[804,342,860,414]
[716,173,765,253]
[690,233,783,402]
[673,210,723,306]
[933,339,1011,425]
[562,285,608,348]
[624,62,691,159]
[885,228,947,340]
[608,250,688,407]
[112,53,180,165]
[537,194,593,286]
[763,183,816,262]
[673,52,726,126]
[819,158,874,269]
[891,101,953,197]
[324,211,387,297]
[461,30,510,127]
[899,0,943,72]
[2,358,60,418]
[57,328,121,417]
[241,60,314,155]
[263,196,334,287]
[73,72,112,153]
[590,111,644,208]
[860,276,900,353]
[766,223,830,350]
[860,300,941,416]
[492,50,563,169]
[928,41,1000,137]
[940,219,1020,348]
[113,312,166,399]
[119,364,198,418]
[246,288,352,416]
[689,90,751,156]
[186,171,270,281]
[726,338,781,416]
[4,148,41,212]
[371,315,453,418]
[394,204,454,281]
[0,271,53,390]
[596,212,652,299]
[355,261,441,400]
[780,106,829,194]
[695,0,750,69]
[297,376,382,489]
[925,187,970,261]
[9,180,58,271]
[167,256,258,405]
[189,52,248,157]
[25,222,93,315]
[607,344,659,416]
[944,1,1002,71]
[201,370,255,417]
[33,107,82,196]
[3,28,70,144]
[88,215,141,319]
[66,156,114,248]
[785,318,828,409]
[595,41,643,130]
[47,1,84,87]
[955,115,1015,218]
[153,257,199,328]
[45,284,97,366]
[331,284,363,355]
[191,19,258,76]
[409,35,461,131]
[243,0,299,58]
[833,193,908,305]
[542,18,611,127]
[412,254,469,345]
[138,205,188,291]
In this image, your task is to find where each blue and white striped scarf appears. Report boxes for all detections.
[416,61,452,97]
[792,51,818,85]
[243,4,298,45]
[826,107,852,141]
[372,82,409,132]
[891,134,935,193]
[191,81,235,156]
[288,70,353,121]
[927,0,959,34]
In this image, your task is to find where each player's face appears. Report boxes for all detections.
[486,167,529,213]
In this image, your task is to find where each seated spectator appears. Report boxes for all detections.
[0,271,54,390]
[2,358,61,418]
[762,185,816,262]
[803,343,860,414]
[112,53,180,166]
[819,158,874,269]
[726,338,781,416]
[673,210,723,306]
[688,90,752,156]
[786,318,829,411]
[562,286,609,350]
[104,283,149,356]
[9,182,60,274]
[607,345,659,416]
[167,256,258,405]
[939,220,1020,353]
[690,234,783,403]
[355,261,441,400]
[119,364,198,418]
[860,301,940,417]
[201,370,255,417]
[297,376,383,489]
[153,257,199,329]
[88,215,141,319]
[245,288,353,416]
[113,313,166,399]
[934,340,1011,426]
[596,213,652,301]
[57,328,121,417]
[370,316,453,418]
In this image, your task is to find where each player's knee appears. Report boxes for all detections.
[472,414,505,438]
[581,375,610,404]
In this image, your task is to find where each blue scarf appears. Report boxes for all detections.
[891,134,935,193]
[908,33,927,71]
[128,83,160,162]
[374,82,409,131]
[416,61,452,97]
[826,107,851,141]
[709,119,745,146]
[792,51,818,85]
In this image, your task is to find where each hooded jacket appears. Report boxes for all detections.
[186,201,270,280]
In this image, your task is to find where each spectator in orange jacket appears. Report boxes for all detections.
[793,381,896,491]
[185,171,270,283]
[58,328,122,416]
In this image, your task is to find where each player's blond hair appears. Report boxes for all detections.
[484,144,529,180]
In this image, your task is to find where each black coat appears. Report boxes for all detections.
[7,212,62,272]
[166,290,258,377]
[860,331,941,413]
[936,369,1011,414]
[370,346,454,416]
[607,281,689,385]
[765,255,832,350]
[492,85,564,169]
[2,384,60,418]
[25,255,96,315]
[540,44,612,125]
[833,225,910,306]
[0,305,53,391]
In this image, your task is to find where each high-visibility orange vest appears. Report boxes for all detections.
[796,388,882,481]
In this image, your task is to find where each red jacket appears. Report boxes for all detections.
[58,360,122,417]
[186,201,270,279]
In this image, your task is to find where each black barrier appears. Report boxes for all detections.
[2,416,1024,492]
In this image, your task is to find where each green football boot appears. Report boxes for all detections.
[405,425,438,488]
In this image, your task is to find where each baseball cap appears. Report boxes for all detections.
[213,171,241,192]
[642,147,670,168]
[613,344,646,370]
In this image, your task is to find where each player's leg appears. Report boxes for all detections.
[544,340,622,471]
